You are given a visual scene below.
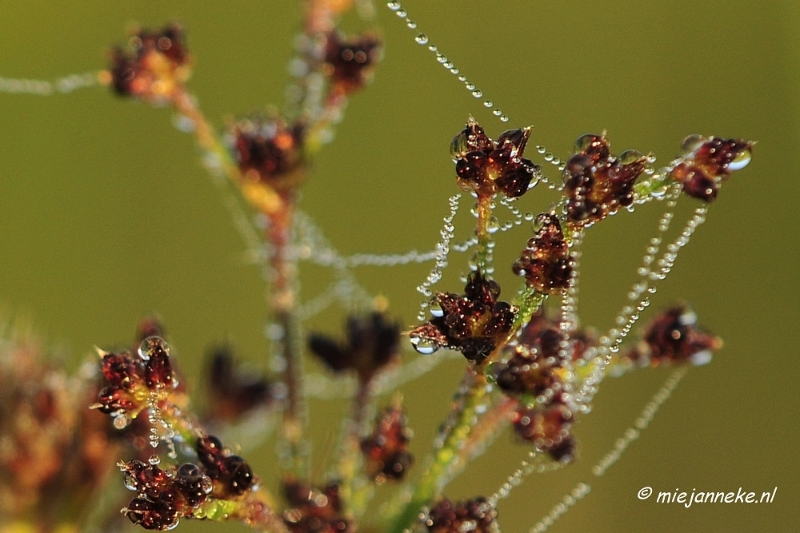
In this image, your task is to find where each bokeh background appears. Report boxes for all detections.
[0,1,798,532]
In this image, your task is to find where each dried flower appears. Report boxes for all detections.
[360,401,413,483]
[563,134,648,227]
[106,23,191,105]
[450,118,540,199]
[309,311,401,383]
[425,497,499,533]
[625,304,722,367]
[409,270,517,364]
[282,478,352,533]
[230,115,307,191]
[671,135,754,201]
[323,31,381,95]
[513,213,575,294]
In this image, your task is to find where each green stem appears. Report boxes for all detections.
[387,370,489,533]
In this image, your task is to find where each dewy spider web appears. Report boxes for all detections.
[0,3,753,532]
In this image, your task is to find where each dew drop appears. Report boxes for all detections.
[429,299,444,317]
[483,100,493,108]
[387,1,402,11]
[148,454,161,465]
[680,134,707,156]
[574,133,599,152]
[406,20,417,30]
[487,216,500,233]
[492,109,503,117]
[113,414,130,429]
[471,89,483,98]
[619,149,644,165]
[123,472,137,491]
[500,115,509,122]
[450,67,460,74]
[728,147,752,171]
[411,337,439,355]
[465,82,475,91]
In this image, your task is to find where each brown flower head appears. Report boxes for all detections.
[204,345,275,423]
[513,213,575,294]
[308,310,401,383]
[409,270,517,364]
[107,23,191,105]
[282,478,352,533]
[93,336,177,427]
[626,304,722,367]
[425,497,499,533]
[451,118,540,199]
[231,115,307,191]
[323,31,382,95]
[120,460,213,530]
[562,133,648,227]
[512,394,576,463]
[195,434,256,498]
[670,135,753,202]
[361,401,413,483]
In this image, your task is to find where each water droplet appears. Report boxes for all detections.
[680,134,707,156]
[450,67,459,74]
[465,82,475,91]
[123,471,137,491]
[574,133,600,152]
[728,147,752,171]
[619,149,644,165]
[450,130,469,160]
[406,20,417,30]
[471,89,483,98]
[458,75,467,82]
[429,299,444,317]
[113,414,130,429]
[500,115,509,122]
[149,454,161,465]
[492,109,503,116]
[487,216,500,233]
[395,9,407,17]
[411,337,438,355]
[387,1,402,11]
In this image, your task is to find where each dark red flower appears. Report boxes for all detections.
[361,402,413,483]
[671,135,753,202]
[513,213,575,294]
[107,23,191,105]
[562,134,647,227]
[231,115,306,190]
[323,31,382,95]
[425,497,498,533]
[409,270,517,364]
[626,304,722,367]
[451,118,540,199]
[309,311,401,383]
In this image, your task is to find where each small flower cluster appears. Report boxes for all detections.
[512,213,575,295]
[92,336,177,429]
[492,311,595,462]
[622,304,722,368]
[282,478,351,533]
[450,118,540,199]
[425,497,499,533]
[309,310,401,383]
[671,135,754,202]
[230,116,308,191]
[323,31,382,96]
[120,460,213,530]
[409,270,517,364]
[361,401,413,483]
[107,23,191,105]
[562,133,648,227]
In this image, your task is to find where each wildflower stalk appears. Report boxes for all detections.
[388,369,490,533]
[337,378,372,517]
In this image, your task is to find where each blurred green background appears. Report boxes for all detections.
[0,1,798,532]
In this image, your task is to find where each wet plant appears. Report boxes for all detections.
[0,1,756,532]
